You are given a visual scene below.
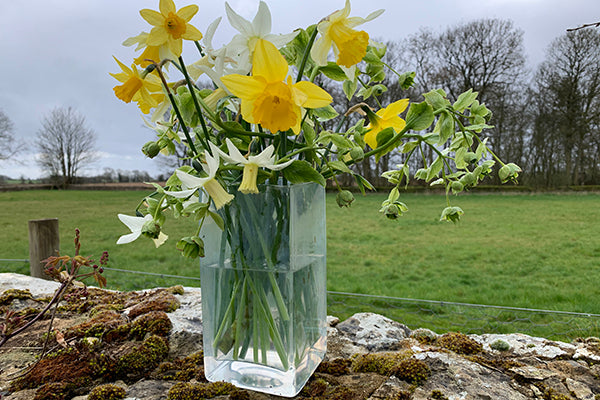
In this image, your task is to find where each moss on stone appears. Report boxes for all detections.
[87,384,127,400]
[436,332,483,355]
[316,358,352,376]
[116,335,169,379]
[430,389,450,400]
[129,310,172,339]
[0,288,33,305]
[128,292,180,319]
[166,381,237,399]
[392,358,430,385]
[351,351,412,375]
[33,382,75,400]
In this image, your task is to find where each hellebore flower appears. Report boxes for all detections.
[117,214,168,247]
[364,98,409,149]
[224,1,299,73]
[164,152,234,209]
[311,0,384,68]
[221,39,332,134]
[110,57,163,112]
[211,139,293,194]
[140,0,203,58]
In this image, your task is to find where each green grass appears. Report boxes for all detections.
[1,189,599,339]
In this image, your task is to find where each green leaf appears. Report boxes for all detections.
[464,123,494,133]
[302,121,316,145]
[328,160,353,174]
[436,112,455,144]
[401,141,419,154]
[320,63,348,81]
[357,86,374,100]
[453,89,478,112]
[375,127,394,147]
[283,160,326,186]
[397,71,416,89]
[312,105,339,121]
[343,79,357,101]
[454,147,468,170]
[404,102,435,131]
[427,156,444,181]
[423,89,448,111]
[363,50,383,65]
[354,174,375,195]
[317,132,353,150]
[208,211,225,231]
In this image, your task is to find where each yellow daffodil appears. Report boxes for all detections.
[364,99,409,149]
[110,57,163,111]
[164,152,234,210]
[140,0,203,58]
[122,32,163,68]
[220,39,332,134]
[210,139,293,194]
[224,1,299,74]
[311,0,384,68]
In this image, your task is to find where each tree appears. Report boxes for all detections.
[0,108,24,162]
[527,29,600,186]
[35,107,99,186]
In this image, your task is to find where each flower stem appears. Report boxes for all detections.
[296,27,319,83]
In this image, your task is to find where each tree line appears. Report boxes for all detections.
[2,19,599,188]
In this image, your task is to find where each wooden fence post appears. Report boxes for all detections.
[28,218,59,280]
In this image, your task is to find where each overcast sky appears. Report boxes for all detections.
[1,0,599,179]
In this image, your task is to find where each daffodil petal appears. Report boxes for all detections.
[176,170,210,189]
[182,24,203,41]
[241,98,258,124]
[310,37,332,66]
[382,99,409,119]
[225,2,254,36]
[225,138,249,165]
[117,231,142,245]
[147,26,168,46]
[267,159,294,171]
[252,39,288,82]
[159,0,176,16]
[113,57,132,74]
[265,31,300,48]
[177,4,198,21]
[153,232,169,247]
[364,127,380,149]
[140,9,164,27]
[293,81,333,108]
[118,213,148,231]
[248,145,275,165]
[163,188,199,198]
[221,74,266,100]
[253,1,272,37]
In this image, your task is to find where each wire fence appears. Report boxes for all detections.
[2,260,600,342]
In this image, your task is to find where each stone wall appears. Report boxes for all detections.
[1,273,600,400]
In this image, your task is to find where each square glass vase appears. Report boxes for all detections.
[199,182,327,397]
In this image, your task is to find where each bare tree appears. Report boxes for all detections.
[0,108,24,163]
[35,107,99,186]
[527,29,600,186]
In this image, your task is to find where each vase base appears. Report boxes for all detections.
[204,342,325,397]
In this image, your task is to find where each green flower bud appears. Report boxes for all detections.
[176,236,205,259]
[459,172,476,187]
[141,220,161,239]
[336,190,355,208]
[142,141,161,158]
[451,181,464,194]
[463,152,478,165]
[440,206,464,223]
[349,147,364,161]
[383,204,400,220]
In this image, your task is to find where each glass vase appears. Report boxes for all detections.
[199,182,327,397]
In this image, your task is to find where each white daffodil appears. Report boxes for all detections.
[224,1,299,74]
[164,151,234,209]
[116,214,168,248]
[211,139,293,194]
[311,0,384,70]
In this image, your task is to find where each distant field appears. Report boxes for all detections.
[1,189,599,338]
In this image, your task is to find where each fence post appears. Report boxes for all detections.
[28,218,59,280]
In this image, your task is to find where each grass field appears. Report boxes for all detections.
[1,189,599,338]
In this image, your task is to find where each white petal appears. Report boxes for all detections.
[203,17,222,49]
[265,31,300,48]
[152,232,169,247]
[208,141,233,164]
[266,159,294,171]
[248,144,275,165]
[117,231,142,244]
[225,2,254,36]
[253,1,272,37]
[204,152,220,177]
[118,213,148,232]
[164,188,199,198]
[176,169,211,189]
[225,138,249,165]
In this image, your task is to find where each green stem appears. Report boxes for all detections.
[177,56,213,155]
[296,27,319,83]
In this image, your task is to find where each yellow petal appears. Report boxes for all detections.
[167,35,183,57]
[293,81,332,109]
[159,0,176,16]
[147,27,168,46]
[177,4,199,22]
[381,99,409,120]
[140,9,164,27]
[252,39,288,82]
[221,74,266,100]
[182,23,203,41]
[241,98,258,124]
[364,126,380,149]
[385,116,406,132]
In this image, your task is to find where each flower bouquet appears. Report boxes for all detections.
[111,0,520,396]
